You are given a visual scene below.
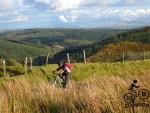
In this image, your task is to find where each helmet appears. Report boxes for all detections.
[133,80,138,83]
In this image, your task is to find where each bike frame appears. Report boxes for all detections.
[52,73,63,88]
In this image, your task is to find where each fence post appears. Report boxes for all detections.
[67,53,70,63]
[122,51,125,63]
[3,59,6,77]
[143,50,145,61]
[29,57,32,71]
[46,53,49,66]
[24,57,28,74]
[106,51,111,62]
[83,50,87,64]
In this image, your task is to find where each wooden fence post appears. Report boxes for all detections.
[106,51,111,62]
[24,57,28,74]
[122,51,125,63]
[143,50,145,61]
[3,59,6,77]
[67,53,70,63]
[46,53,49,66]
[29,57,32,71]
[83,50,87,64]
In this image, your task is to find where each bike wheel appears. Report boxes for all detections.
[53,76,63,88]
[138,89,149,100]
[123,93,135,104]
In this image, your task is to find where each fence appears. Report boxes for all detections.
[0,50,150,77]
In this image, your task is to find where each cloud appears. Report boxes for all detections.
[0,0,31,24]
[34,0,150,12]
[35,0,83,11]
[0,0,150,29]
[0,0,13,11]
[119,8,150,22]
[59,15,68,23]
[0,15,28,23]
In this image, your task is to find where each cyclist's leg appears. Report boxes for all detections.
[61,71,69,88]
[65,73,69,87]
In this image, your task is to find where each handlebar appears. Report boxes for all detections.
[52,71,62,76]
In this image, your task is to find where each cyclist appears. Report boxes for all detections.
[53,60,73,88]
[128,80,140,96]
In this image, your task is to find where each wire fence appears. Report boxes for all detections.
[0,50,150,78]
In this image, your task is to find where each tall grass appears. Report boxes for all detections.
[0,61,150,113]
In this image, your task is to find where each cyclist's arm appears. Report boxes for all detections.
[133,84,140,88]
[53,65,63,72]
[135,85,140,88]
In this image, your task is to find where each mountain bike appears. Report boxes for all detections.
[51,72,64,88]
[123,88,149,104]
[40,68,68,88]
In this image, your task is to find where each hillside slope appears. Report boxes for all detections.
[87,42,150,62]
[0,40,56,60]
[0,28,126,47]
[53,27,150,63]
[0,28,126,62]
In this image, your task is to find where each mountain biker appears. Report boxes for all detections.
[128,80,140,96]
[52,60,73,88]
[128,80,140,91]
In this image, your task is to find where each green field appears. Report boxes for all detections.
[0,60,150,113]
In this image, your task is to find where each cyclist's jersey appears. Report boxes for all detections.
[56,63,72,73]
[128,83,139,91]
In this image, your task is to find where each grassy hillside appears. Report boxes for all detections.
[53,27,150,63]
[0,28,126,47]
[102,27,150,45]
[0,61,150,113]
[88,42,150,62]
[0,28,126,63]
[0,40,57,61]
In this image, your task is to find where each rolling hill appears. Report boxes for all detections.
[52,27,150,63]
[0,28,126,63]
[87,42,150,62]
[0,28,126,47]
[0,40,57,61]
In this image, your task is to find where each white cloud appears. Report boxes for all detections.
[61,7,150,25]
[0,0,150,28]
[0,15,28,23]
[127,0,135,4]
[0,0,13,11]
[59,15,68,23]
[35,0,83,11]
[120,8,150,21]
[0,0,31,24]
[0,0,26,11]
[34,0,150,13]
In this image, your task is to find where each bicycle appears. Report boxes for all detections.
[40,68,69,88]
[123,88,149,104]
[51,71,70,89]
[51,72,64,88]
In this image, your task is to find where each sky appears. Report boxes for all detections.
[0,0,150,29]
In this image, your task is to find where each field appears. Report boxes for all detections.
[0,60,150,113]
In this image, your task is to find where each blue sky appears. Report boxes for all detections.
[0,0,150,29]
